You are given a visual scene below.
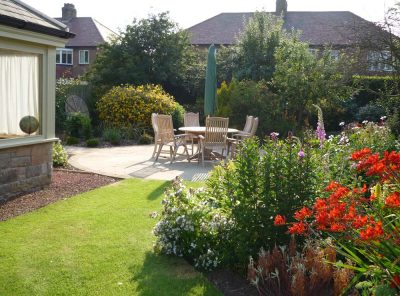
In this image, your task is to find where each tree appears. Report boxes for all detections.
[88,12,192,102]
[272,38,354,130]
[218,11,286,82]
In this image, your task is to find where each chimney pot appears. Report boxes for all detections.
[62,3,76,21]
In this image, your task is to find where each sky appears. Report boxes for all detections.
[25,0,398,32]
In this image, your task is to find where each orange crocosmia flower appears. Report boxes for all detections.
[314,198,327,210]
[360,221,384,241]
[366,161,386,176]
[352,215,368,229]
[330,223,346,232]
[344,206,356,221]
[288,221,307,235]
[385,192,400,208]
[294,207,313,221]
[329,187,350,201]
[351,148,372,160]
[325,181,341,192]
[274,215,286,226]
[316,211,329,227]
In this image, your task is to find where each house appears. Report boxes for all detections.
[187,0,392,73]
[55,3,117,78]
[0,0,74,202]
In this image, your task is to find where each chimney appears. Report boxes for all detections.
[62,3,76,21]
[276,0,287,16]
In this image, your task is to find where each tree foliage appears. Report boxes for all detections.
[218,12,286,82]
[88,12,193,102]
[272,38,354,129]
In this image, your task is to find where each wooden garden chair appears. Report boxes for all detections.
[154,114,190,164]
[151,113,160,158]
[183,112,200,155]
[228,117,259,158]
[198,116,229,166]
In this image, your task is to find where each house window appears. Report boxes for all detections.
[330,50,339,61]
[56,48,73,65]
[0,51,41,139]
[79,50,89,64]
[368,51,394,72]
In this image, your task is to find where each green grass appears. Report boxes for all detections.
[0,179,220,296]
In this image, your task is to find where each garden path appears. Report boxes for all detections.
[66,145,215,181]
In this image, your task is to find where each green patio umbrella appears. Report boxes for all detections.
[204,44,217,116]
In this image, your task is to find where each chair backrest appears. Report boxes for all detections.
[243,115,254,133]
[156,114,175,143]
[184,112,200,127]
[151,113,159,134]
[204,117,229,147]
[249,117,259,136]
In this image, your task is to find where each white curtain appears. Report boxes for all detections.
[0,53,39,135]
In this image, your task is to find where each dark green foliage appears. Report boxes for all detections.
[217,79,291,136]
[66,136,79,145]
[387,109,400,135]
[215,138,317,266]
[356,104,385,122]
[86,138,99,147]
[171,103,185,128]
[103,127,122,145]
[65,112,92,139]
[138,133,153,145]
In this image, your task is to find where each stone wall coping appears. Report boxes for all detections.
[0,137,58,150]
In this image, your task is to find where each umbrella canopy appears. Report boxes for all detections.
[204,44,217,116]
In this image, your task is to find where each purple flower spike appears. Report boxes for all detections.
[316,122,326,147]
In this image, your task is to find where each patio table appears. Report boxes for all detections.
[178,126,239,135]
[178,126,239,161]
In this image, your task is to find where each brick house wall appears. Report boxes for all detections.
[56,46,97,78]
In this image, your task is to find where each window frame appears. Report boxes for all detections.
[79,49,89,64]
[56,48,73,65]
[0,36,57,149]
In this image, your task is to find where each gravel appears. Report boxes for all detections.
[0,170,118,221]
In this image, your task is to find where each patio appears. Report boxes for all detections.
[66,145,215,181]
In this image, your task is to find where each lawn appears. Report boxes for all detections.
[0,179,221,296]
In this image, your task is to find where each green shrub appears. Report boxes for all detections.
[65,112,92,139]
[356,104,385,122]
[217,79,289,136]
[97,84,184,130]
[55,78,82,132]
[65,136,79,145]
[103,127,122,145]
[138,133,153,144]
[86,138,99,147]
[52,141,68,167]
[155,137,319,269]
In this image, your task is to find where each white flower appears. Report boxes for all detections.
[339,121,345,127]
[362,120,368,124]
[380,116,387,121]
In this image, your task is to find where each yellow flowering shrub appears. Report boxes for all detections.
[97,84,184,129]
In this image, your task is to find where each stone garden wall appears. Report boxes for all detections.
[0,142,53,203]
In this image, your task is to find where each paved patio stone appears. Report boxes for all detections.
[66,145,217,181]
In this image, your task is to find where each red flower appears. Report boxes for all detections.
[352,215,368,229]
[330,223,346,232]
[274,215,286,226]
[351,148,372,160]
[360,221,384,241]
[294,207,313,221]
[288,221,307,235]
[325,181,341,191]
[385,192,400,208]
[391,274,400,289]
